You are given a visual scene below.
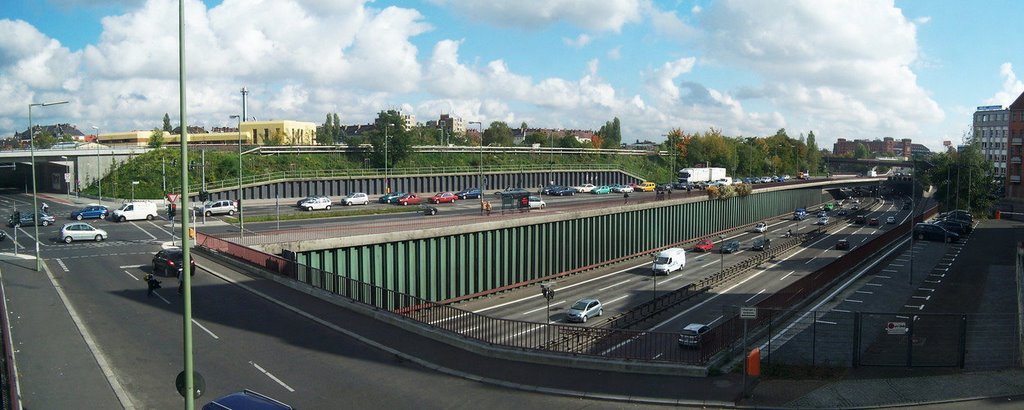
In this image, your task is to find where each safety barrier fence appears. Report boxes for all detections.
[0,270,18,410]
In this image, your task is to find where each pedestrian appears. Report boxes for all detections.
[623,192,630,204]
[177,268,184,295]
[145,274,162,297]
[40,202,49,214]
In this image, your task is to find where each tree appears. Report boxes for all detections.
[806,131,821,172]
[262,129,285,145]
[368,110,412,168]
[317,113,335,145]
[148,129,165,148]
[483,121,514,146]
[162,113,172,132]
[332,113,341,143]
[558,134,582,148]
[522,132,546,146]
[853,143,870,159]
[33,131,57,149]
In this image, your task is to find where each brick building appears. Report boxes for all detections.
[833,137,912,157]
[1007,91,1024,199]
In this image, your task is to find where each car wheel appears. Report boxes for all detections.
[119,216,126,222]
[582,314,588,323]
[64,236,73,244]
[228,210,235,216]
[76,214,83,221]
[402,202,408,206]
[41,221,49,226]
[101,213,107,219]
[205,211,212,217]
[95,234,104,242]
[597,309,603,317]
[917,233,924,240]
[325,205,331,210]
[146,214,154,221]
[305,206,312,211]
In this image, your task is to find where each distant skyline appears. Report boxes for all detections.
[2,0,1023,152]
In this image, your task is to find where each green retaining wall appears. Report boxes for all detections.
[295,187,829,302]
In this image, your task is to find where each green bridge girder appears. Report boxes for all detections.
[295,187,832,303]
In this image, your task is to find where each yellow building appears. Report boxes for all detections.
[94,120,319,146]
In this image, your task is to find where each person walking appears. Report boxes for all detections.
[623,191,630,204]
[145,274,162,297]
[40,203,49,214]
[177,268,184,295]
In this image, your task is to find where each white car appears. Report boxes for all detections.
[572,183,596,193]
[816,216,829,225]
[752,222,767,233]
[341,192,369,206]
[199,200,236,217]
[528,196,546,209]
[886,216,896,224]
[60,222,108,243]
[299,196,332,211]
[565,298,603,323]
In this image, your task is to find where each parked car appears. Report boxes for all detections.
[548,186,576,196]
[638,182,657,192]
[8,212,55,227]
[592,185,612,195]
[430,192,458,204]
[835,238,851,250]
[914,223,959,243]
[868,218,880,226]
[151,248,196,277]
[572,183,597,193]
[70,204,109,220]
[751,237,770,251]
[378,192,406,204]
[886,216,896,224]
[200,199,237,216]
[298,196,332,211]
[527,196,546,209]
[935,219,970,235]
[455,188,481,200]
[494,187,530,197]
[541,185,567,195]
[565,298,603,323]
[610,184,634,193]
[396,193,423,206]
[341,192,369,206]
[60,222,108,243]
[202,389,293,410]
[678,323,710,348]
[720,239,740,254]
[752,222,768,233]
[694,239,714,252]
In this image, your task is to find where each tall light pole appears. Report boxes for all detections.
[383,123,392,194]
[178,0,198,406]
[231,114,243,238]
[469,121,484,206]
[28,100,69,271]
[91,125,101,203]
[60,156,71,201]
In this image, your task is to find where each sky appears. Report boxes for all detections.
[2,0,1023,153]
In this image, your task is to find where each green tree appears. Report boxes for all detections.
[557,134,582,148]
[162,113,172,132]
[148,129,165,148]
[262,129,285,145]
[523,132,546,146]
[33,131,57,149]
[332,113,341,143]
[806,131,821,172]
[317,113,335,145]
[368,110,412,168]
[853,143,870,159]
[483,121,514,146]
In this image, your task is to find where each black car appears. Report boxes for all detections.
[542,185,576,196]
[720,239,740,253]
[854,215,866,224]
[152,248,197,277]
[835,239,851,250]
[837,209,848,216]
[421,205,438,216]
[8,212,56,227]
[936,219,970,235]
[913,223,959,243]
[751,237,770,251]
[455,188,482,200]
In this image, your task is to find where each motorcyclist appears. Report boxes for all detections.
[40,203,49,214]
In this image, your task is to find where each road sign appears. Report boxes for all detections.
[166,193,180,204]
[886,321,907,335]
[64,172,71,182]
[740,306,757,320]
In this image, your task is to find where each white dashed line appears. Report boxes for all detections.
[55,258,69,272]
[191,319,220,339]
[745,289,766,303]
[599,279,631,291]
[250,361,295,392]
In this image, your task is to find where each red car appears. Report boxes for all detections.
[396,194,423,206]
[694,239,714,252]
[868,218,880,226]
[430,192,458,204]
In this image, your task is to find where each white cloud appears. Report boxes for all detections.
[644,57,696,104]
[699,0,943,145]
[606,46,621,60]
[562,34,592,48]
[647,6,699,41]
[438,0,642,32]
[985,63,1024,107]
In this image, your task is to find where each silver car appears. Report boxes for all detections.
[565,298,603,323]
[60,222,108,243]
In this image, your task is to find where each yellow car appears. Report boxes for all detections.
[638,182,657,192]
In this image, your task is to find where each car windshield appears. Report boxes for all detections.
[654,257,671,264]
[571,301,589,310]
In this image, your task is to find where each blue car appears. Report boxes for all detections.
[378,192,406,204]
[456,188,481,200]
[71,204,109,220]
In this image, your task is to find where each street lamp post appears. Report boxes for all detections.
[29,100,69,271]
[230,114,243,238]
[60,156,71,201]
[131,181,139,202]
[469,121,484,207]
[384,124,392,194]
[91,126,101,204]
[909,160,915,285]
[719,234,725,275]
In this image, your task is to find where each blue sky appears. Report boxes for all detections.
[2,0,1023,152]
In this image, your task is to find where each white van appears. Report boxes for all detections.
[652,247,686,275]
[112,201,159,222]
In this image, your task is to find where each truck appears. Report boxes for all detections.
[652,248,687,275]
[678,167,727,184]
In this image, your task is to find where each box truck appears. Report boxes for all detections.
[652,248,687,275]
[678,167,727,184]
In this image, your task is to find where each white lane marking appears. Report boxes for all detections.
[779,270,796,281]
[55,258,69,272]
[522,300,564,315]
[882,269,898,273]
[865,283,882,287]
[700,260,718,268]
[744,289,766,303]
[605,294,629,305]
[919,288,935,292]
[924,279,941,284]
[501,324,544,340]
[428,312,469,325]
[889,264,905,267]
[191,319,220,339]
[154,291,171,305]
[896,315,910,319]
[119,264,144,269]
[804,256,817,264]
[845,299,863,303]
[250,361,295,392]
[816,320,837,325]
[652,353,663,360]
[832,309,851,313]
[599,279,631,291]
[905,305,925,310]
[855,290,873,294]
[130,222,159,240]
[660,274,682,283]
[473,261,646,313]
[122,270,138,281]
[912,295,931,300]
[707,315,724,325]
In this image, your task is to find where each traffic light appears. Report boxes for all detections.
[199,191,209,201]
[167,203,176,219]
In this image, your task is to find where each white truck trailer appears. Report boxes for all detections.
[678,167,727,184]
